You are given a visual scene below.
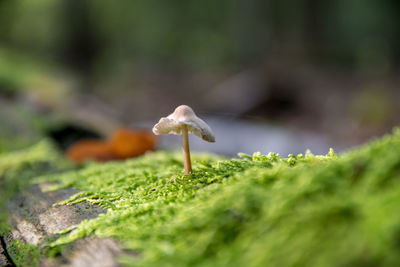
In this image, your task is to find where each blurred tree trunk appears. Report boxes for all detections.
[59,0,101,92]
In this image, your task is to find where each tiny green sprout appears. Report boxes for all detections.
[266,152,280,162]
[305,149,314,158]
[153,105,215,174]
[297,153,305,159]
[327,148,337,158]
[287,153,297,166]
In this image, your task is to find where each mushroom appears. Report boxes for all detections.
[153,105,215,174]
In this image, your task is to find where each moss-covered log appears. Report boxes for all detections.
[2,130,400,266]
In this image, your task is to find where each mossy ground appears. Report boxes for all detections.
[2,130,400,266]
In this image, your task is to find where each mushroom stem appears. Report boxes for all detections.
[181,125,192,174]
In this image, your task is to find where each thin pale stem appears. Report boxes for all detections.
[182,125,192,174]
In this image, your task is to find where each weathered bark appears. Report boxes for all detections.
[5,184,122,267]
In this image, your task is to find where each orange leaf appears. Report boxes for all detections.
[109,128,156,159]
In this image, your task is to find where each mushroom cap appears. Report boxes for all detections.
[152,105,215,142]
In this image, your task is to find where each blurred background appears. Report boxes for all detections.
[0,0,399,157]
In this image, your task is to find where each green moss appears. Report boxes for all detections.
[7,239,40,267]
[5,129,400,266]
[30,130,399,266]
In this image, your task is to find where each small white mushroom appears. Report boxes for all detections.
[153,105,215,174]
